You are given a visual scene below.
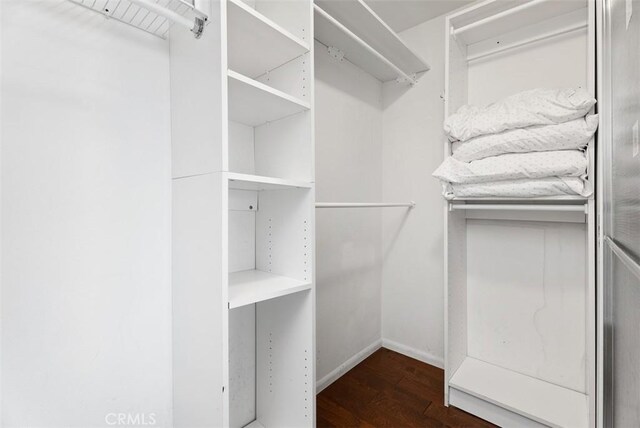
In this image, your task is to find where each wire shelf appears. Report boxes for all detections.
[68,0,206,39]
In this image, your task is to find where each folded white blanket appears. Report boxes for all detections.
[444,88,596,142]
[443,177,592,199]
[451,115,598,162]
[433,150,588,185]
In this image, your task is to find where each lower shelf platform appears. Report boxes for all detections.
[449,357,588,428]
[229,269,312,309]
[244,421,265,428]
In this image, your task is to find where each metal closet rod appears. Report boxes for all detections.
[466,22,587,63]
[449,203,588,214]
[452,0,549,38]
[316,202,416,208]
[129,0,206,38]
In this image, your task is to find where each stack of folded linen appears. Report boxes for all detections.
[433,88,598,199]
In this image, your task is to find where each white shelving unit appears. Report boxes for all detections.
[171,1,315,427]
[313,0,429,84]
[443,1,596,427]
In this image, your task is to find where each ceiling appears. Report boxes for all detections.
[364,0,475,32]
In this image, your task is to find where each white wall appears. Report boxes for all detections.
[314,41,384,388]
[381,16,446,367]
[1,1,172,426]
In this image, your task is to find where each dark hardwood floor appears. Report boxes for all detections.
[317,348,496,428]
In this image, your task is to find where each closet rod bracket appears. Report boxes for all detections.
[396,73,417,86]
[327,46,345,62]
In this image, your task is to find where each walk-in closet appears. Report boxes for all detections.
[1,0,639,427]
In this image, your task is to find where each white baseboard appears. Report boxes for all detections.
[381,338,444,369]
[315,339,383,393]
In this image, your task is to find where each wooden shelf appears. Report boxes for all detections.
[451,0,587,45]
[228,70,310,127]
[227,172,312,191]
[314,0,429,82]
[229,269,312,309]
[227,0,309,78]
[449,357,588,428]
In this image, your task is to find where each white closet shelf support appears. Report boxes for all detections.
[449,203,588,214]
[316,202,415,208]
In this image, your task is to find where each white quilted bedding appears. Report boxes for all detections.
[444,88,596,142]
[451,115,598,162]
[443,177,592,199]
[433,150,588,185]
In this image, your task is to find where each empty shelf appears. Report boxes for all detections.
[227,0,309,78]
[243,421,265,428]
[449,357,588,428]
[314,0,429,81]
[229,270,312,309]
[228,70,310,127]
[227,173,312,191]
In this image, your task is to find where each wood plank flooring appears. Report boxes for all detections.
[317,348,496,428]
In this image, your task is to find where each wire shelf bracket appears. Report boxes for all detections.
[68,0,208,39]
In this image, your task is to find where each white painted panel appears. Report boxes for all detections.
[255,53,311,102]
[229,210,256,273]
[229,305,256,428]
[172,173,225,427]
[171,0,225,177]
[467,29,588,105]
[255,111,313,182]
[229,189,258,212]
[256,189,313,282]
[229,121,255,175]
[254,0,311,42]
[256,291,313,427]
[1,1,172,425]
[467,220,587,393]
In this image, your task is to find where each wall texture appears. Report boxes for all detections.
[1,1,172,426]
[381,16,446,367]
[314,41,384,389]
